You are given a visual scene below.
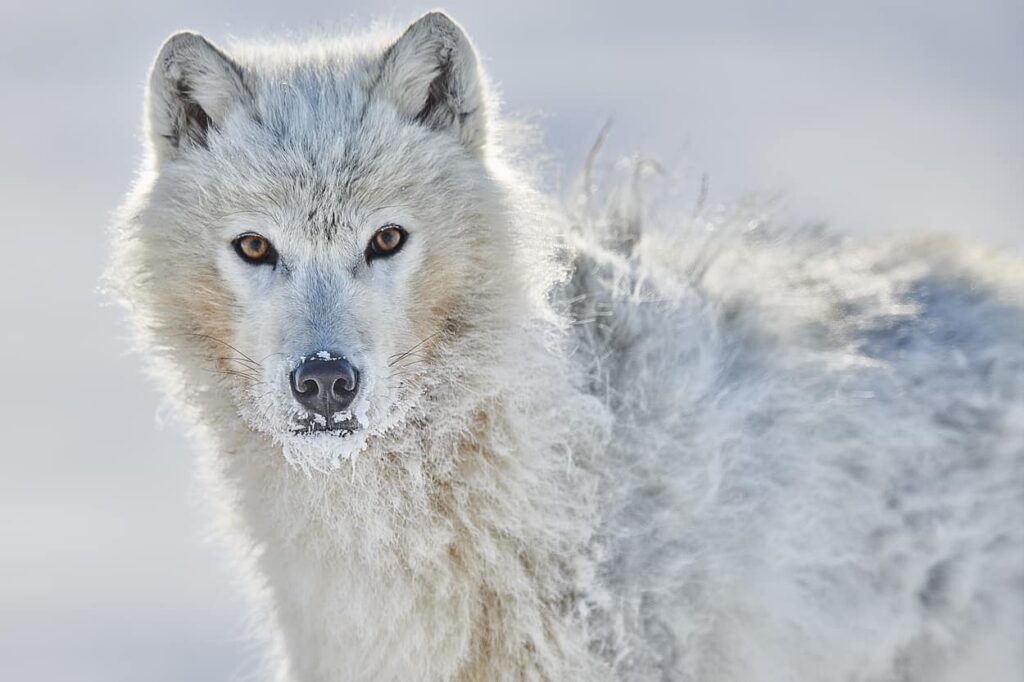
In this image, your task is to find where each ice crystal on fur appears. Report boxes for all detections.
[107,11,1024,682]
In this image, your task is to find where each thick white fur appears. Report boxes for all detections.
[108,12,1024,682]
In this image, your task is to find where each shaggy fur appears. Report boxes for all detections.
[108,12,1024,682]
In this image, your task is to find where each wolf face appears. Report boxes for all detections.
[129,14,523,470]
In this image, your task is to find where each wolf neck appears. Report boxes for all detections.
[213,334,608,681]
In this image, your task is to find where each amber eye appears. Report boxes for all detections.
[232,233,277,267]
[367,225,408,260]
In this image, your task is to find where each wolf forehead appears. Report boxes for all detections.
[146,13,492,236]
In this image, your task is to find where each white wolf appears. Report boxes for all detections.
[108,11,1024,682]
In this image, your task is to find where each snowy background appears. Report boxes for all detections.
[0,1,1020,679]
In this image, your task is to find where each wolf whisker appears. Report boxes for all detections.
[204,368,260,383]
[185,333,263,367]
[388,331,445,367]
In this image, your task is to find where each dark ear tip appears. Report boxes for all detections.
[413,10,465,37]
[158,31,209,58]
[419,10,456,24]
[155,31,232,76]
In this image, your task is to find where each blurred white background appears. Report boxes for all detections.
[0,1,1020,679]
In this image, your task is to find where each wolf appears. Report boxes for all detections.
[108,11,1024,682]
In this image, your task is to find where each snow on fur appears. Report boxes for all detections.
[107,12,1024,682]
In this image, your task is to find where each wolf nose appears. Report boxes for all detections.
[290,355,360,417]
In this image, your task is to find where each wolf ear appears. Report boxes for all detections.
[378,12,488,152]
[146,32,248,161]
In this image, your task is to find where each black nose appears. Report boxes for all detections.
[290,354,360,418]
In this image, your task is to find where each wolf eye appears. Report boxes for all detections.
[232,233,277,266]
[367,225,407,261]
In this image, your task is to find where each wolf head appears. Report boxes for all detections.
[116,13,544,471]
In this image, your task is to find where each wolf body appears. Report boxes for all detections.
[109,12,1024,682]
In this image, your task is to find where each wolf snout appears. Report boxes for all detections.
[290,354,360,419]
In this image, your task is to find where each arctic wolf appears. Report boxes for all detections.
[109,11,1024,682]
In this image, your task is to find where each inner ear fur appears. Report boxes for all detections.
[146,31,249,161]
[378,12,489,152]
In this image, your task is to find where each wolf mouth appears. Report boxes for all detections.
[290,416,361,435]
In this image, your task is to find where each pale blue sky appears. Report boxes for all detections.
[0,2,1020,679]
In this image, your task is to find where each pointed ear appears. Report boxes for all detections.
[378,12,488,152]
[146,32,249,161]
